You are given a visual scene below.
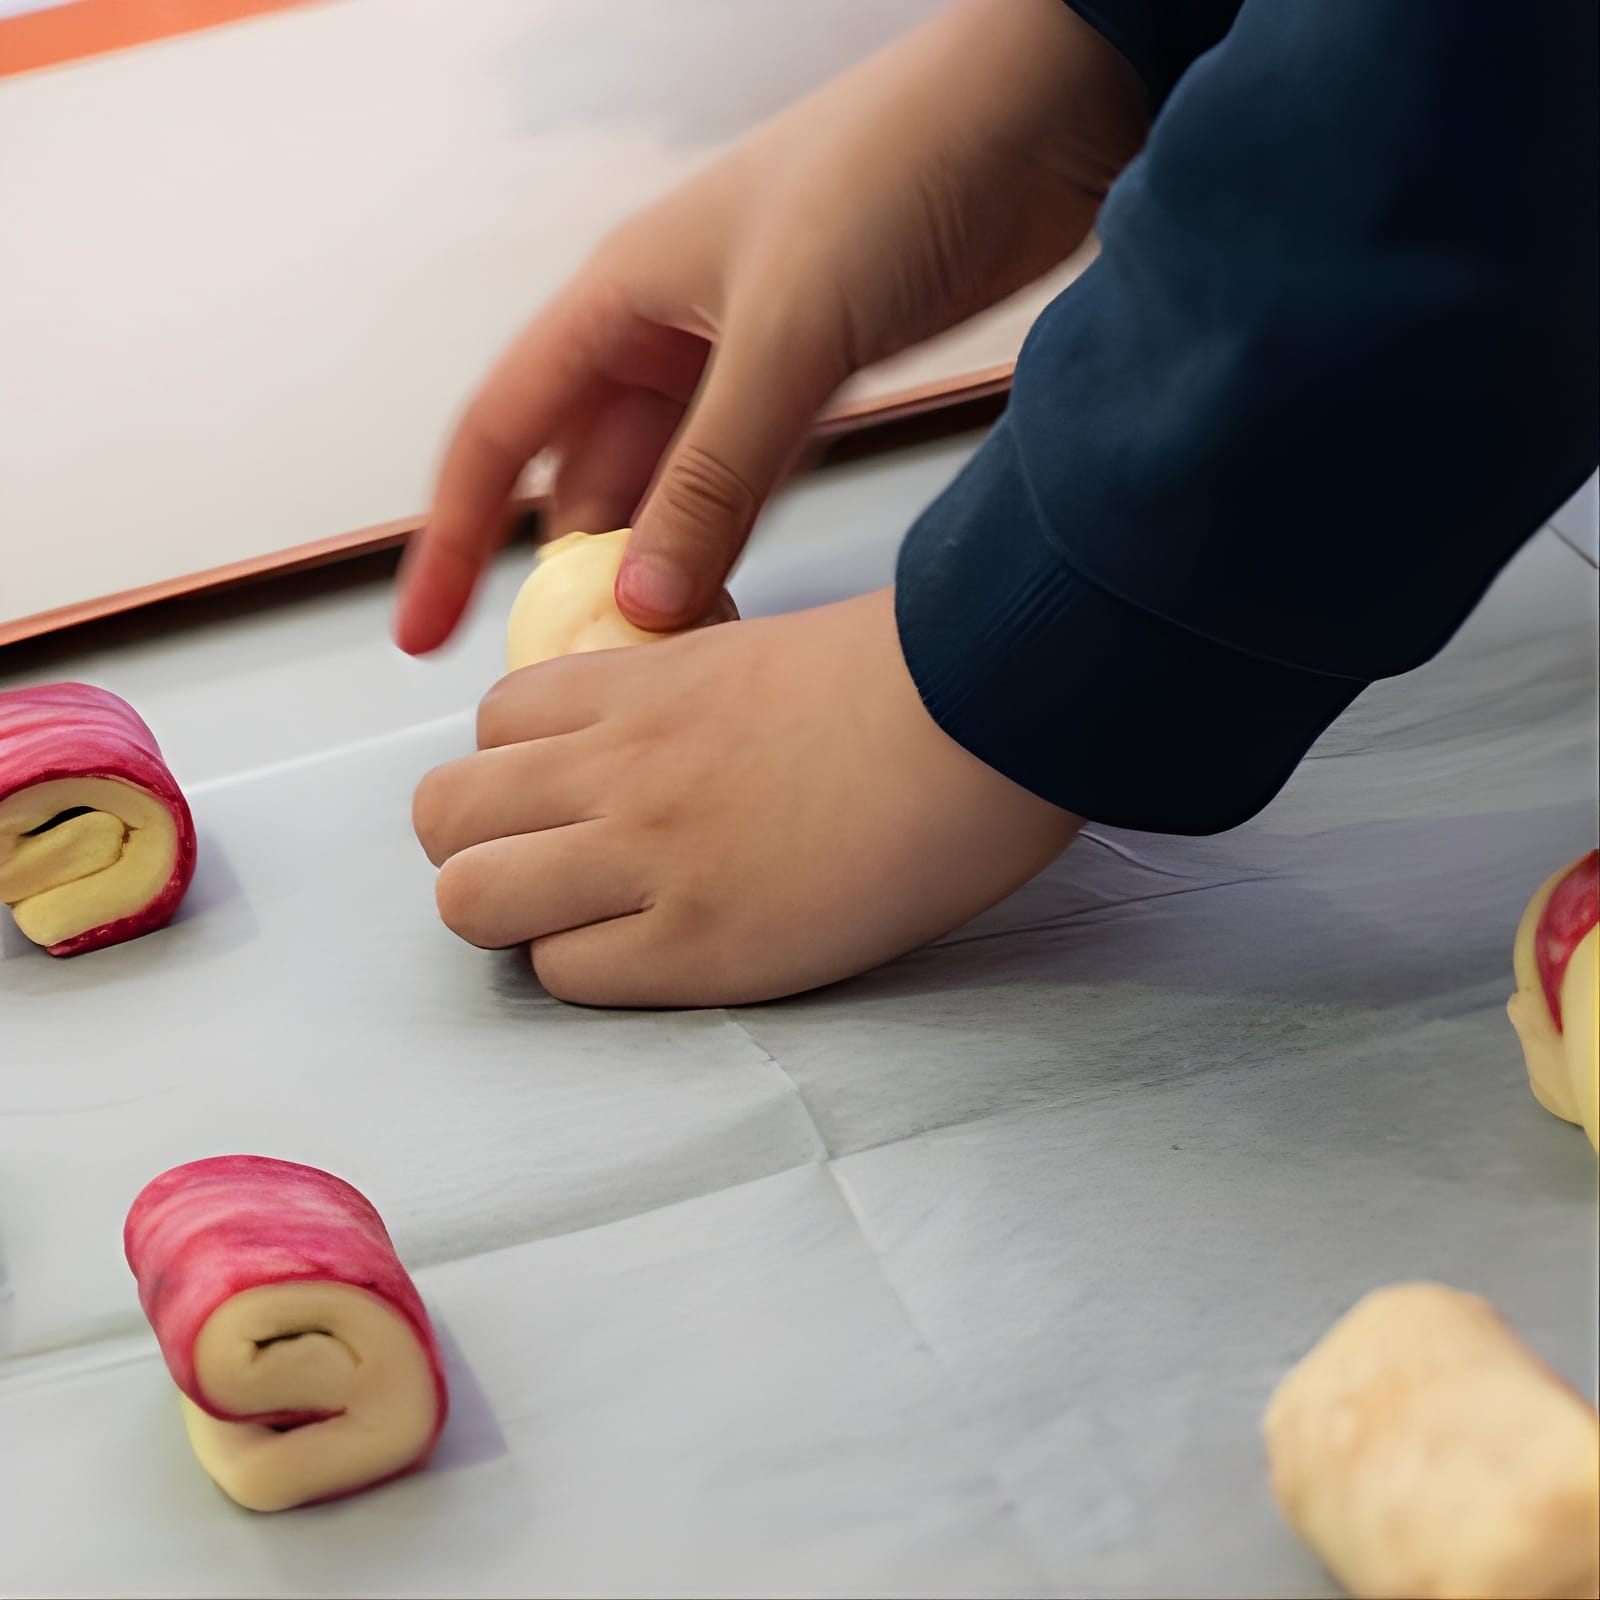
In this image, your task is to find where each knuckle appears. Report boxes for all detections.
[530,938,596,1006]
[477,656,592,749]
[628,791,684,837]
[664,890,715,939]
[411,765,455,861]
[657,443,757,540]
[434,855,489,946]
[733,269,851,376]
[476,671,531,749]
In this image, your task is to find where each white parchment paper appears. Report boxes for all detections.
[1,443,1595,1597]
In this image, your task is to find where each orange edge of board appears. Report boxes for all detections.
[0,364,1015,648]
[0,0,326,80]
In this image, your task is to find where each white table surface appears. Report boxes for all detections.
[1,437,1597,1598]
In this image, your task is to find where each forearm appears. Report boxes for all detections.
[916,0,1153,274]
[745,0,1149,343]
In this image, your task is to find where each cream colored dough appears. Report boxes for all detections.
[1556,931,1600,1142]
[0,777,176,948]
[180,1281,439,1514]
[506,528,737,671]
[1264,1283,1600,1600]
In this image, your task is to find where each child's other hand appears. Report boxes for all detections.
[412,588,1080,1006]
[393,0,1143,655]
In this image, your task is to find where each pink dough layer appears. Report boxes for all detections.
[125,1156,449,1480]
[1537,849,1600,1032]
[0,681,197,955]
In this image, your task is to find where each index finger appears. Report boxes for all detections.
[394,282,712,654]
[393,284,613,656]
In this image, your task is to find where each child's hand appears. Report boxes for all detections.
[412,588,1080,1006]
[393,0,1143,654]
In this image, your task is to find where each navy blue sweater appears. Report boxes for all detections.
[895,0,1597,834]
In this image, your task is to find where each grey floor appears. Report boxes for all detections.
[1,435,1596,1597]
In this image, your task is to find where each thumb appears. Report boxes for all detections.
[618,306,842,629]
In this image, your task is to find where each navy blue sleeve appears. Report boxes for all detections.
[895,0,1598,835]
[1062,0,1239,112]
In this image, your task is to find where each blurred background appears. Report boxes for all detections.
[3,0,1591,638]
[0,0,1099,638]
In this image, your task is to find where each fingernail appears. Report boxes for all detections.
[618,553,693,619]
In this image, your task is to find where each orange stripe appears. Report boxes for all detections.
[0,0,329,79]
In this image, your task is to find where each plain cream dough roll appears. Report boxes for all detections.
[1264,1283,1600,1599]
[506,528,736,671]
[180,1282,438,1514]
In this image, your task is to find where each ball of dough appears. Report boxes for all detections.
[505,528,737,672]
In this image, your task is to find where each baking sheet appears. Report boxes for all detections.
[0,0,1086,641]
[0,439,1595,1597]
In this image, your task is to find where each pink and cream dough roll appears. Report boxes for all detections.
[125,1156,448,1512]
[0,681,196,955]
[1508,849,1599,1150]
